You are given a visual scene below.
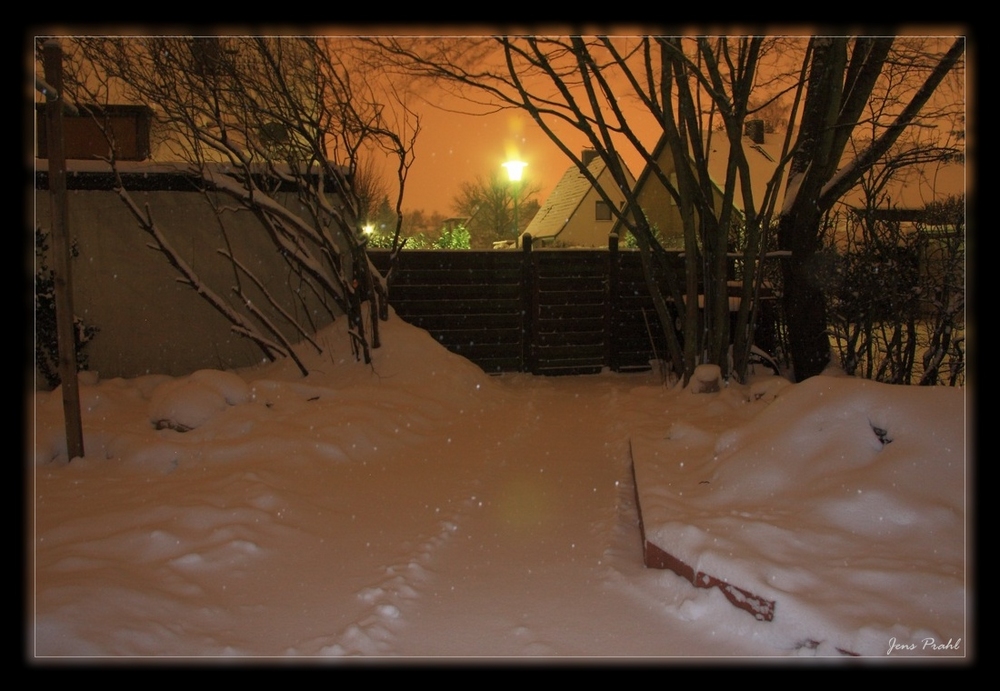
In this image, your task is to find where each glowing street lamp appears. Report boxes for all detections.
[362,223,374,236]
[502,160,527,246]
[502,159,526,183]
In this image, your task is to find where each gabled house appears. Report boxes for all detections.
[615,120,965,247]
[612,122,782,248]
[522,149,636,248]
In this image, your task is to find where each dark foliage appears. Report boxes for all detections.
[34,226,99,389]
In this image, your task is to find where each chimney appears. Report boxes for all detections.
[744,119,765,145]
[581,149,598,167]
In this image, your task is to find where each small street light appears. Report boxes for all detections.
[502,160,527,246]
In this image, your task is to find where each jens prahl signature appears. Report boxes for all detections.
[886,636,962,655]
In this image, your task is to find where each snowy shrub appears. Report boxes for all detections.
[817,199,964,386]
[34,226,99,390]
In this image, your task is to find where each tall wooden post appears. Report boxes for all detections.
[520,233,533,373]
[607,232,619,372]
[43,39,85,460]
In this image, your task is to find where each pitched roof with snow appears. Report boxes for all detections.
[523,154,616,241]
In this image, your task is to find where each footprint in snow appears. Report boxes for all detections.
[357,586,385,603]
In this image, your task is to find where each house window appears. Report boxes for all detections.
[36,104,153,161]
[596,200,612,221]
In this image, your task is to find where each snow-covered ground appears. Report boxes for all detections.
[28,311,970,661]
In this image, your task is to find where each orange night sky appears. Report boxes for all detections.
[401,102,579,218]
[382,84,656,219]
[359,33,664,218]
[365,29,969,219]
[38,29,967,219]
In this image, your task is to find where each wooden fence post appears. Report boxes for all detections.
[520,233,534,373]
[43,39,85,461]
[607,232,619,372]
[604,233,621,372]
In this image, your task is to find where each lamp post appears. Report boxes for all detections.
[502,160,526,247]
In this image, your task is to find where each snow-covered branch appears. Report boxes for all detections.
[113,180,289,363]
[62,37,419,372]
[219,248,323,354]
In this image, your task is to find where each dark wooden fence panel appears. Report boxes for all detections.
[529,249,610,375]
[612,251,676,371]
[369,250,526,373]
[368,241,773,376]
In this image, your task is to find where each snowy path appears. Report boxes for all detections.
[33,371,780,657]
[279,373,774,657]
[375,375,715,657]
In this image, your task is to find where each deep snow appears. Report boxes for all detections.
[29,311,970,661]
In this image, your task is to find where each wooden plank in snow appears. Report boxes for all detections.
[629,439,776,622]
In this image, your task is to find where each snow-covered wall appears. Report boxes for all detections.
[34,168,344,382]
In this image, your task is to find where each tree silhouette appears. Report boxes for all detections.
[56,36,419,370]
[452,170,540,247]
[373,34,965,382]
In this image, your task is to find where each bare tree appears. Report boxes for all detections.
[353,155,392,230]
[54,36,419,370]
[395,208,446,245]
[452,170,541,247]
[373,34,965,383]
[373,35,799,383]
[776,36,965,380]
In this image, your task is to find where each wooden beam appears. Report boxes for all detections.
[42,39,85,460]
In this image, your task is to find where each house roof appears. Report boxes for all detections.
[524,153,634,241]
[704,130,785,214]
[702,128,965,216]
[619,124,966,239]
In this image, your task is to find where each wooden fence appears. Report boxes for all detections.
[368,235,775,376]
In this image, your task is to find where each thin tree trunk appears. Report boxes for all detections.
[778,233,832,380]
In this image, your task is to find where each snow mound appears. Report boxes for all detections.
[633,375,965,656]
[748,375,790,402]
[687,364,722,393]
[243,306,498,409]
[148,369,251,432]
